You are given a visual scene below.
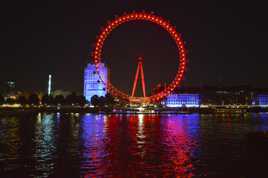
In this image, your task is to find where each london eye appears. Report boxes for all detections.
[92,12,187,104]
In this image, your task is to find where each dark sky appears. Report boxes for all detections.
[1,1,267,94]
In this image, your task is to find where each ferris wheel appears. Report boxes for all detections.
[92,12,187,104]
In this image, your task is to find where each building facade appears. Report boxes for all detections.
[84,63,108,102]
[162,93,201,108]
[253,95,268,107]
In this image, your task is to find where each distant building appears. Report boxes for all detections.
[176,86,254,106]
[6,81,15,89]
[0,81,16,98]
[253,95,268,107]
[52,90,71,98]
[84,63,108,102]
[162,93,200,108]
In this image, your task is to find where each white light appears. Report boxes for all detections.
[138,107,144,112]
[166,104,199,108]
[37,113,42,123]
[1,104,21,108]
[48,74,52,95]
[259,105,268,108]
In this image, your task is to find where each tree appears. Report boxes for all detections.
[105,93,115,107]
[90,94,115,108]
[0,94,5,105]
[77,95,86,106]
[91,95,100,107]
[54,95,65,105]
[28,94,39,105]
[6,97,16,105]
[99,96,106,107]
[42,94,53,105]
[18,95,27,106]
[66,92,77,105]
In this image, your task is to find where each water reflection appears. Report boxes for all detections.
[0,116,20,173]
[251,112,268,131]
[80,114,107,177]
[34,113,57,178]
[137,114,146,148]
[82,114,200,177]
[161,114,200,177]
[0,113,268,177]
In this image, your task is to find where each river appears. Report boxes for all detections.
[0,113,268,177]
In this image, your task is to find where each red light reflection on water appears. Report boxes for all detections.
[82,114,199,177]
[163,116,196,177]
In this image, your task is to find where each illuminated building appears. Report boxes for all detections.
[162,94,200,108]
[253,95,268,107]
[84,63,108,101]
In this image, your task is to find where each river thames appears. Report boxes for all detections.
[0,113,268,178]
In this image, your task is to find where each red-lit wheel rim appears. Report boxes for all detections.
[92,12,187,103]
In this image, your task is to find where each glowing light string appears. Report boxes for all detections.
[92,12,187,103]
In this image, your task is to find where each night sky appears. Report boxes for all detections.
[1,1,267,95]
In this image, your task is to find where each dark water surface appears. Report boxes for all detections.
[0,113,268,178]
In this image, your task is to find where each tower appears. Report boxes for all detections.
[48,74,52,95]
[131,57,146,97]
